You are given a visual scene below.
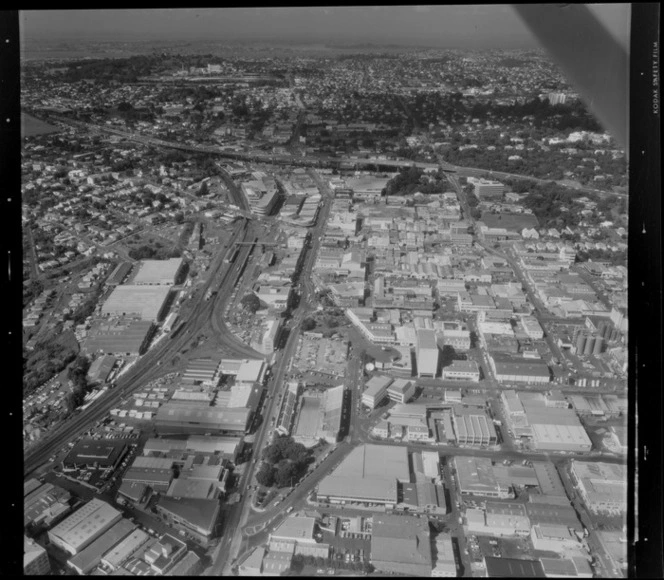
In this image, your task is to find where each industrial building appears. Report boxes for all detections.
[530,523,582,552]
[484,557,546,578]
[83,318,154,356]
[181,358,220,386]
[370,513,433,576]
[465,502,531,536]
[24,482,72,531]
[416,329,439,377]
[100,529,150,571]
[24,536,51,576]
[68,519,135,575]
[489,352,551,384]
[317,444,409,506]
[569,461,627,514]
[101,285,172,322]
[442,359,480,382]
[454,456,513,498]
[87,354,117,384]
[155,404,251,435]
[155,497,221,547]
[62,439,128,471]
[48,499,123,555]
[431,533,457,577]
[132,258,183,286]
[143,435,243,462]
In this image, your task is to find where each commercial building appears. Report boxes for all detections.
[530,523,582,552]
[122,466,174,492]
[48,499,123,555]
[101,285,172,322]
[165,550,201,576]
[416,329,439,378]
[454,456,513,498]
[540,557,594,578]
[361,375,393,409]
[166,479,220,500]
[62,439,128,471]
[370,513,433,576]
[442,360,480,382]
[155,404,250,435]
[100,529,150,571]
[143,435,243,462]
[132,258,183,286]
[450,406,498,446]
[387,378,416,404]
[293,385,344,446]
[155,497,220,547]
[268,515,329,558]
[143,534,188,574]
[68,519,136,575]
[469,178,505,199]
[239,546,265,576]
[317,444,409,506]
[24,536,51,576]
[569,461,627,514]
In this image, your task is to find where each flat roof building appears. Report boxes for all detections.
[454,456,513,498]
[24,536,51,576]
[83,318,154,356]
[570,461,627,514]
[63,439,127,471]
[156,497,220,547]
[361,375,393,409]
[101,285,171,322]
[317,444,408,506]
[48,499,123,555]
[132,258,183,286]
[416,329,439,377]
[155,403,250,435]
[484,557,545,577]
[442,360,480,382]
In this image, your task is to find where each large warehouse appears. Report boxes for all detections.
[293,385,344,446]
[101,285,172,322]
[132,258,184,286]
[48,499,123,555]
[155,404,251,435]
[68,519,136,575]
[489,352,551,384]
[83,318,154,356]
[370,513,433,576]
[317,444,409,506]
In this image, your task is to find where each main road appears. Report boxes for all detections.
[24,218,254,477]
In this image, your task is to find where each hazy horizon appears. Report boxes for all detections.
[20,5,630,51]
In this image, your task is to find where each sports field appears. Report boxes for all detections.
[21,113,60,138]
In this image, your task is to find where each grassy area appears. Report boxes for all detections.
[480,212,539,231]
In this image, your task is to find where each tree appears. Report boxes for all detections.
[240,293,261,313]
[302,317,317,332]
[174,211,185,224]
[275,460,297,488]
[255,462,275,487]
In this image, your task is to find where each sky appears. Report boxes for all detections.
[20,5,630,50]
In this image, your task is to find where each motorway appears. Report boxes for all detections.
[24,218,254,477]
[42,114,624,199]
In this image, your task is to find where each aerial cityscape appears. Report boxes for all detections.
[20,6,632,578]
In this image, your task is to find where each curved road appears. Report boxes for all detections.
[25,219,252,476]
